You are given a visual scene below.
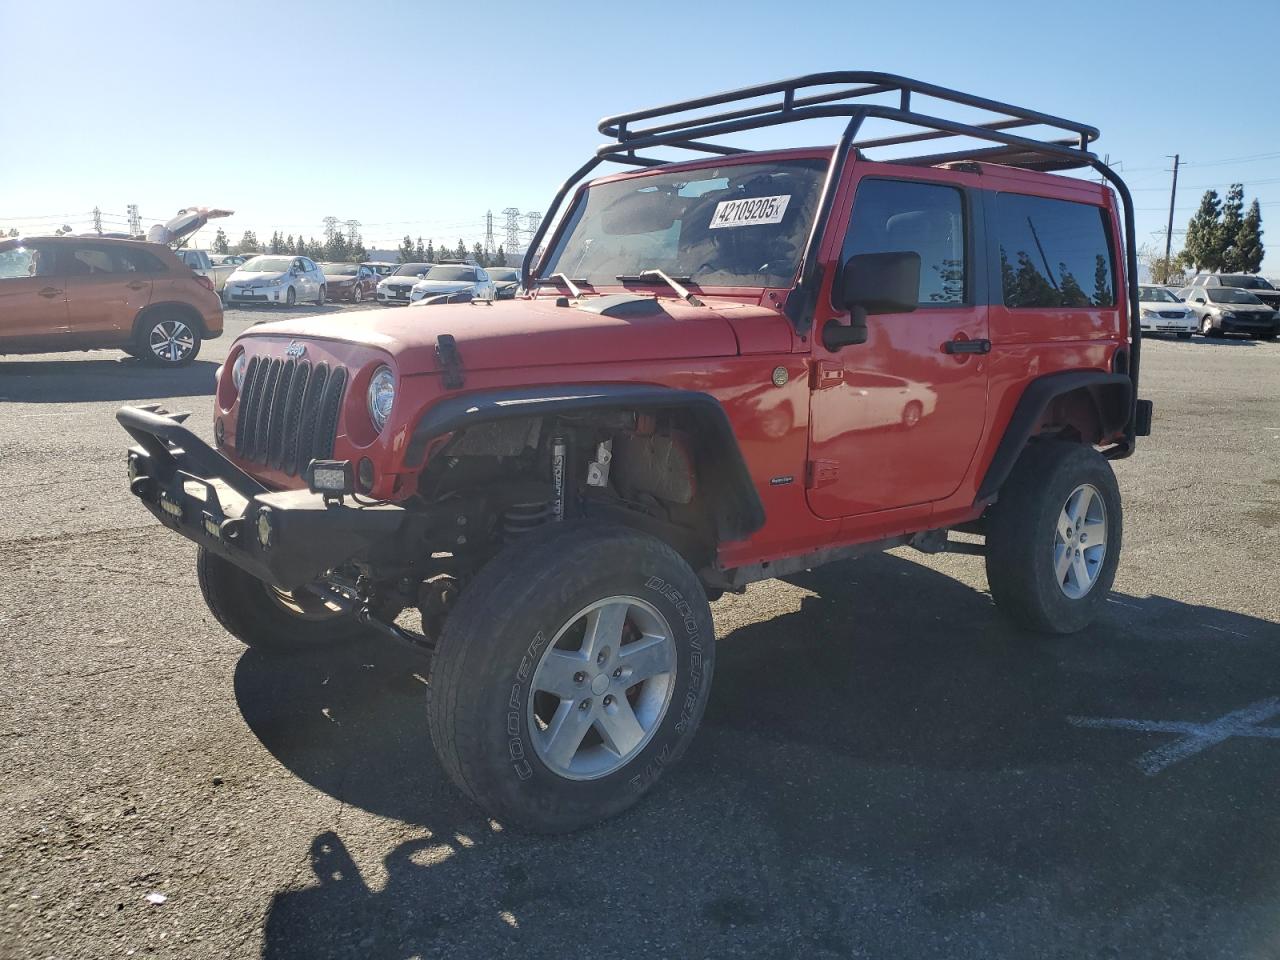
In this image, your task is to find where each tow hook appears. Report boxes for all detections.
[313,580,436,653]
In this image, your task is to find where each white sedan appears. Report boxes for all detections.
[408,263,497,306]
[1137,285,1196,339]
[223,255,328,307]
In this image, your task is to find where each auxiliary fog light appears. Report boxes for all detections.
[202,515,223,540]
[159,492,183,519]
[306,459,354,497]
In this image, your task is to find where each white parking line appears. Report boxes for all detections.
[1068,697,1280,775]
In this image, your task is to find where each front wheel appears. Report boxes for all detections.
[285,286,297,307]
[196,548,370,653]
[352,285,363,304]
[426,523,715,833]
[1201,315,1220,337]
[316,285,325,306]
[985,441,1122,634]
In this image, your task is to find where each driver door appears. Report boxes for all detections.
[806,167,990,520]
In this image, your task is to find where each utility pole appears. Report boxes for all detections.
[484,210,495,257]
[92,206,102,234]
[1162,154,1180,284]
[126,204,141,237]
[502,208,521,253]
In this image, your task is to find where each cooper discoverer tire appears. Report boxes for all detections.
[985,440,1122,634]
[196,547,370,653]
[426,523,715,833]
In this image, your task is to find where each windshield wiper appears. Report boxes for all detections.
[618,269,704,307]
[536,273,585,298]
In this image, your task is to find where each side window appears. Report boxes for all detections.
[841,179,966,305]
[0,245,54,279]
[995,194,1114,309]
[118,248,168,273]
[65,245,122,276]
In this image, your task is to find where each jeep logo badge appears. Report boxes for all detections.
[285,341,306,359]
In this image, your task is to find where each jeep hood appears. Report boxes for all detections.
[242,295,766,371]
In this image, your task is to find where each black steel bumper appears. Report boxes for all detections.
[118,405,405,591]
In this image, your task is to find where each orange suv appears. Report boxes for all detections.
[0,235,223,366]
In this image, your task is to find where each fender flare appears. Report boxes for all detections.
[977,371,1132,502]
[404,384,765,541]
[133,301,212,339]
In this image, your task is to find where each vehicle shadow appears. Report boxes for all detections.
[242,553,1280,959]
[0,357,218,402]
[1184,335,1260,348]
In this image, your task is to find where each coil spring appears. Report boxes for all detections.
[503,501,552,539]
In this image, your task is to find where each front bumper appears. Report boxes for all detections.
[377,287,415,304]
[1220,315,1279,335]
[225,285,288,305]
[1140,314,1196,334]
[118,405,405,591]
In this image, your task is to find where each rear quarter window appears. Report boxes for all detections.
[994,193,1115,308]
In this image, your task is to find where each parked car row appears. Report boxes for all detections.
[1140,274,1279,341]
[375,260,522,307]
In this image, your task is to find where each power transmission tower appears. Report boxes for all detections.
[345,219,361,247]
[1162,154,1180,284]
[525,211,542,238]
[322,216,340,241]
[92,207,102,234]
[502,208,521,251]
[126,204,141,236]
[484,210,495,256]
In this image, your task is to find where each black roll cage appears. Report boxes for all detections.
[520,71,1140,445]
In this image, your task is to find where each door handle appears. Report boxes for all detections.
[943,338,991,355]
[38,286,62,298]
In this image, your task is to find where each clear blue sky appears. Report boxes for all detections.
[2,0,1277,272]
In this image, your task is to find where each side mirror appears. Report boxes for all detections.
[823,251,921,351]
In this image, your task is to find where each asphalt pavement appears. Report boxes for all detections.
[1,311,1278,959]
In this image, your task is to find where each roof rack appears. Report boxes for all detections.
[522,72,1139,441]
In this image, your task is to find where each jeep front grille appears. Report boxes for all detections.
[234,356,348,476]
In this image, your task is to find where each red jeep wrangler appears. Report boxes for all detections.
[120,74,1152,832]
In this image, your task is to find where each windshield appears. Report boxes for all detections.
[1207,287,1264,304]
[392,262,432,277]
[242,256,292,273]
[319,262,358,275]
[489,268,519,281]
[426,265,478,282]
[1220,275,1275,291]
[542,158,827,287]
[1139,286,1181,303]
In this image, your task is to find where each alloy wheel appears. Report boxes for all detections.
[148,320,195,364]
[528,596,677,780]
[1053,483,1107,600]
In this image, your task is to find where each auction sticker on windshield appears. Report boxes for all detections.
[709,195,791,229]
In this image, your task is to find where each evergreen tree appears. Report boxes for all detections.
[496,244,506,267]
[269,231,284,255]
[6,227,18,237]
[426,240,436,263]
[397,235,414,263]
[351,240,368,262]
[455,239,467,260]
[472,243,486,266]
[1181,190,1225,272]
[211,228,229,254]
[307,237,324,260]
[323,232,349,262]
[1091,254,1113,306]
[1236,199,1265,274]
[237,230,259,254]
[1057,263,1088,307]
[285,234,294,253]
[1220,183,1245,272]
[414,237,426,261]
[294,235,307,256]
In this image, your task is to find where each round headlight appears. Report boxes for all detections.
[367,365,395,431]
[232,353,248,391]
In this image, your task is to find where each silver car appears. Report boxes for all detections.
[408,263,497,306]
[487,266,523,299]
[1137,285,1196,339]
[1178,285,1279,340]
[224,255,328,307]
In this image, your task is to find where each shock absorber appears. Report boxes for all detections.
[550,435,567,521]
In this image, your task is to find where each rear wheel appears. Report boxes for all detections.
[427,523,715,832]
[985,441,1122,634]
[316,285,325,306]
[285,286,297,307]
[352,285,363,304]
[137,315,201,366]
[196,548,369,653]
